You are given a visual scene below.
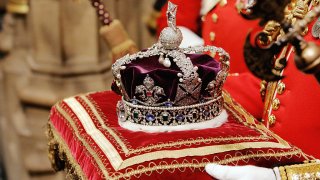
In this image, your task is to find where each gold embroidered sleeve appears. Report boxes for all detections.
[278,161,320,180]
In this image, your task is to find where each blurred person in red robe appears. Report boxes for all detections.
[155,0,320,159]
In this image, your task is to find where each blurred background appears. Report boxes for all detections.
[0,0,156,179]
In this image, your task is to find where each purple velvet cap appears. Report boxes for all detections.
[118,53,221,103]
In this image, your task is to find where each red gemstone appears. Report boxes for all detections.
[146,91,153,97]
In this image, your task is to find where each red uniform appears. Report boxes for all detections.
[204,2,320,158]
[202,0,260,73]
[157,0,320,158]
[260,21,320,157]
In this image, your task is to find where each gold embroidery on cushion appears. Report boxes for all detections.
[47,123,87,180]
[223,91,291,147]
[112,149,306,180]
[55,103,111,178]
[52,101,308,179]
[83,93,274,156]
[80,96,130,154]
[116,141,291,170]
[127,136,270,155]
[222,91,270,138]
[48,122,306,180]
[60,99,288,170]
[223,91,255,124]
[59,97,294,171]
[64,97,123,170]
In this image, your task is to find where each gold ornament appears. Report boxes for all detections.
[277,82,286,95]
[268,114,276,126]
[220,0,228,7]
[212,13,218,23]
[210,32,216,42]
[272,98,280,111]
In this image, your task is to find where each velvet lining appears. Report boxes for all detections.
[120,54,221,101]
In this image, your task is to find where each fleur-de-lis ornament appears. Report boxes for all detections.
[135,75,166,105]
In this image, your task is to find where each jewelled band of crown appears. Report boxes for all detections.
[118,96,224,126]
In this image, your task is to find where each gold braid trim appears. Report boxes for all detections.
[55,103,111,178]
[80,96,130,154]
[279,161,320,180]
[47,122,87,180]
[223,91,294,148]
[63,96,293,171]
[125,135,270,155]
[84,95,133,151]
[112,149,305,180]
[47,122,306,180]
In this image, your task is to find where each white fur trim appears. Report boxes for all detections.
[200,0,221,15]
[119,109,228,133]
[178,26,204,48]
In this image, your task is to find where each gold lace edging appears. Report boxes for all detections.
[82,93,272,156]
[47,122,87,180]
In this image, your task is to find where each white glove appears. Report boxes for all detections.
[178,26,204,48]
[205,164,277,180]
[200,0,220,15]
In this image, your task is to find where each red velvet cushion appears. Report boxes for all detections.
[48,91,309,179]
[224,73,264,119]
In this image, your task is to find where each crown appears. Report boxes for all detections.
[112,2,230,132]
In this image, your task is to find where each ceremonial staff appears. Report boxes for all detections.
[242,0,320,83]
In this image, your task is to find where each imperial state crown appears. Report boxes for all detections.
[112,2,230,132]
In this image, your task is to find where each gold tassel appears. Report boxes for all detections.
[7,0,29,14]
[100,19,138,62]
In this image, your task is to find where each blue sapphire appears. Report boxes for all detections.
[175,114,184,121]
[203,110,210,116]
[165,101,173,107]
[145,114,155,122]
